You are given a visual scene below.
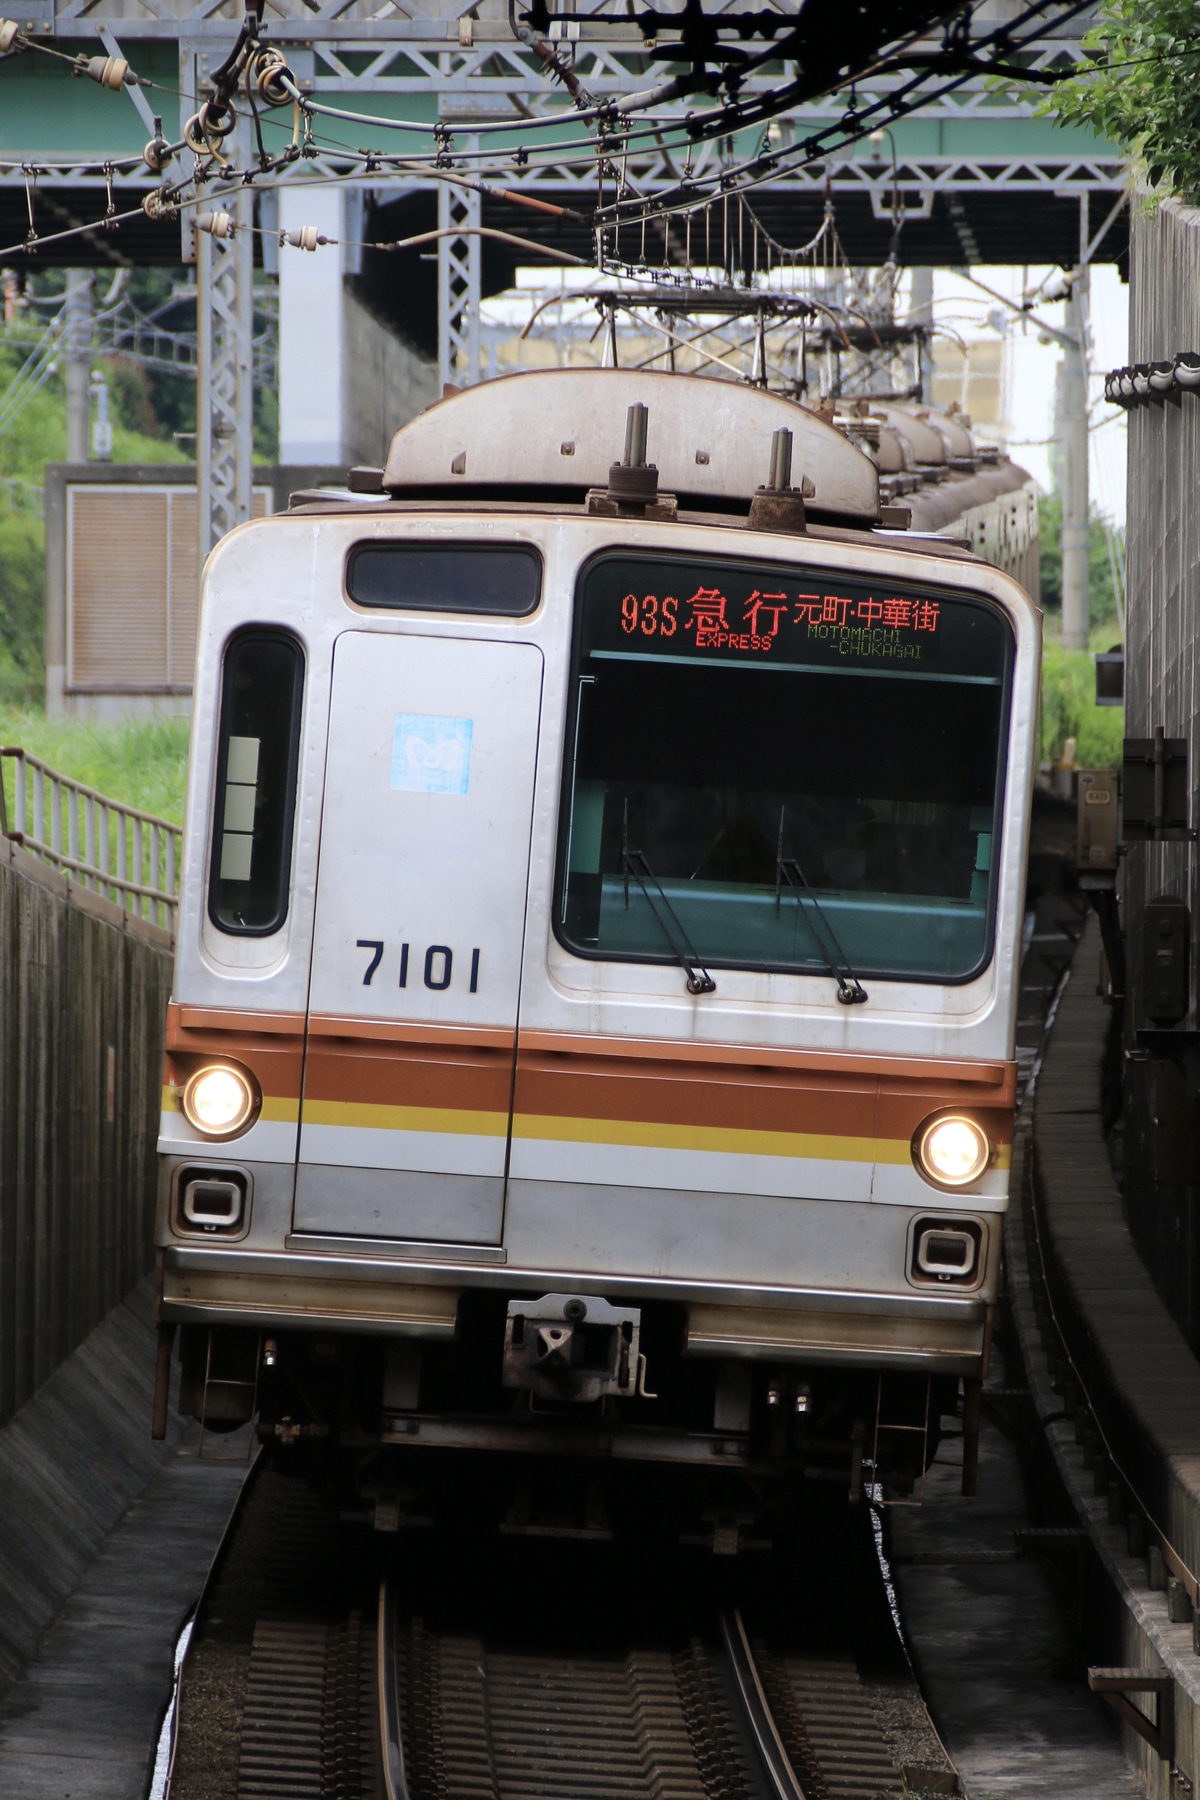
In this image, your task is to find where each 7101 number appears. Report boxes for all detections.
[355,939,480,992]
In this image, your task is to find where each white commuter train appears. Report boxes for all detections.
[154,368,1040,1535]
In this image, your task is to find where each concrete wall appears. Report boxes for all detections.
[342,282,440,466]
[278,188,438,467]
[278,187,350,465]
[0,838,172,1424]
[0,1277,183,1700]
[1123,195,1200,1342]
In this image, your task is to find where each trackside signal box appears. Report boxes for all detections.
[1076,768,1119,872]
[1142,895,1190,1027]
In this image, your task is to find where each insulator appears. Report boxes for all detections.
[82,54,130,90]
[197,210,234,240]
[142,190,178,223]
[284,227,327,251]
[251,46,294,106]
[142,135,173,174]
[0,19,22,53]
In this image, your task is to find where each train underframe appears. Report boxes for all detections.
[170,1293,977,1548]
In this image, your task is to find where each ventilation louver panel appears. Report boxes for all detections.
[68,484,270,691]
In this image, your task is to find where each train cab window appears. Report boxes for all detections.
[556,553,1014,985]
[346,544,541,615]
[208,630,304,936]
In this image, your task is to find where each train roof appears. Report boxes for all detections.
[277,368,1035,573]
[380,367,880,525]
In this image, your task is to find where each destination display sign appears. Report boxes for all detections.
[580,554,1010,681]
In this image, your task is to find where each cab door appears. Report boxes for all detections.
[294,630,543,1245]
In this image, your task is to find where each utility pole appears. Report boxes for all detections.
[1059,202,1091,651]
[908,266,933,402]
[63,269,92,463]
[437,130,481,389]
[193,96,254,566]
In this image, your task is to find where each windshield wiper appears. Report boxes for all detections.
[622,801,716,996]
[775,811,868,1006]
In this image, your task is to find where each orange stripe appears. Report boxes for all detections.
[515,1061,876,1137]
[165,1008,1015,1136]
[303,1040,513,1112]
[163,1048,304,1102]
[170,1005,1014,1100]
[515,1049,1014,1142]
[172,1003,302,1036]
[308,1014,514,1051]
[517,1028,1016,1100]
[165,1006,306,1102]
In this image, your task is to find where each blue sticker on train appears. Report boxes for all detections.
[390,713,474,795]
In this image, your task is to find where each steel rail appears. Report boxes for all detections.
[378,1581,411,1800]
[720,1606,809,1800]
[157,1449,262,1799]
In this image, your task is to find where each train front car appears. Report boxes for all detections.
[155,370,1039,1542]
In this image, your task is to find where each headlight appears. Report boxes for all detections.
[914,1114,991,1188]
[181,1063,258,1138]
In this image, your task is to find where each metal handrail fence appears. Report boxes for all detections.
[0,747,181,933]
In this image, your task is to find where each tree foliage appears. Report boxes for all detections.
[1031,0,1200,200]
[1040,647,1124,767]
[1037,489,1124,629]
[0,509,44,700]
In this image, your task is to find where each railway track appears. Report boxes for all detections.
[167,1468,956,1800]
[162,799,1089,1800]
[340,1577,947,1800]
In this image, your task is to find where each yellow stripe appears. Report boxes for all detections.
[301,1098,508,1137]
[512,1113,1010,1170]
[515,1112,879,1162]
[262,1097,301,1124]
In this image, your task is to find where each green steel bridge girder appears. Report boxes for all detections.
[0,37,1118,178]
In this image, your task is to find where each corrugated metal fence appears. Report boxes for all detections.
[0,837,172,1426]
[1127,191,1200,806]
[1125,193,1200,1339]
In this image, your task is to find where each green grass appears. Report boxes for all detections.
[1039,642,1124,771]
[0,707,191,824]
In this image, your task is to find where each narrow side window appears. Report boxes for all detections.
[346,543,541,616]
[208,630,304,936]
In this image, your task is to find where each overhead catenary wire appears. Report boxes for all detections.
[0,198,164,261]
[0,0,1098,276]
[202,210,593,266]
[205,0,1087,173]
[0,275,148,434]
[0,0,1105,145]
[0,106,709,199]
[0,303,70,436]
[369,223,588,263]
[2,0,1090,174]
[594,0,1097,230]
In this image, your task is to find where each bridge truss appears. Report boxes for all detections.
[0,0,1124,555]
